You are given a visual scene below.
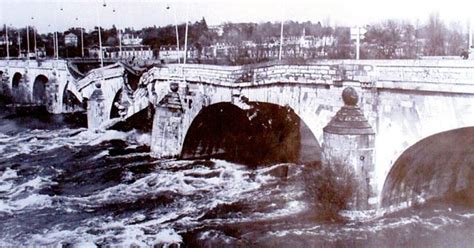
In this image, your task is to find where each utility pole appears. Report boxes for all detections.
[351,26,366,60]
[5,24,9,60]
[184,5,189,64]
[356,26,360,60]
[54,3,59,60]
[81,27,84,58]
[32,17,37,58]
[279,20,284,60]
[26,25,30,60]
[96,0,106,68]
[59,6,67,59]
[18,30,21,58]
[112,9,122,59]
[279,6,285,61]
[469,19,473,51]
[48,24,55,58]
[76,17,84,58]
[167,5,180,63]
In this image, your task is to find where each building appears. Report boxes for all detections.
[88,45,153,60]
[208,25,224,36]
[64,33,78,47]
[315,35,336,48]
[104,45,153,60]
[122,33,142,46]
[242,40,256,48]
[0,36,12,46]
[159,45,186,62]
[299,29,316,49]
[88,45,100,58]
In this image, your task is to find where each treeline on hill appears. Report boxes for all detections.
[0,13,468,60]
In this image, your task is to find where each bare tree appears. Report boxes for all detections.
[364,20,402,59]
[424,12,446,56]
[401,21,417,58]
[446,21,466,55]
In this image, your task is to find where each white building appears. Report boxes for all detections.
[242,40,256,47]
[88,45,153,60]
[208,25,224,36]
[88,45,100,58]
[104,45,153,60]
[122,33,142,46]
[159,46,185,62]
[64,33,78,47]
[299,29,315,49]
[0,36,12,46]
[315,36,336,48]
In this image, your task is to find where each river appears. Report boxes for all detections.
[0,108,473,247]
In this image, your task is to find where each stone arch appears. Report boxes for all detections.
[181,101,321,166]
[239,84,338,145]
[12,72,22,88]
[32,74,49,105]
[381,127,474,209]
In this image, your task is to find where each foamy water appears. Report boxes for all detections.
[0,124,309,246]
[1,115,473,247]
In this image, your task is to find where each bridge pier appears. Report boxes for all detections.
[150,82,185,158]
[322,87,376,209]
[87,83,107,129]
[0,69,12,103]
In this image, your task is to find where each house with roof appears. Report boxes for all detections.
[64,33,78,47]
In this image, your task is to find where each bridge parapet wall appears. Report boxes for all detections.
[145,62,375,87]
[373,62,474,93]
[0,59,68,70]
[141,60,474,92]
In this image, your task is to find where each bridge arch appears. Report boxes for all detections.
[381,127,474,209]
[12,72,22,88]
[32,74,49,105]
[181,101,321,166]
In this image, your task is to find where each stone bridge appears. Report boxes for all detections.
[104,60,474,209]
[0,59,140,120]
[0,59,84,113]
[2,58,474,209]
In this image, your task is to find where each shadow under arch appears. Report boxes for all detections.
[110,88,123,119]
[32,74,49,105]
[381,127,474,208]
[181,101,321,167]
[62,82,83,112]
[12,72,22,88]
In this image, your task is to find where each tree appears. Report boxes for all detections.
[446,21,465,56]
[401,21,417,58]
[329,27,351,59]
[364,20,403,59]
[424,12,446,56]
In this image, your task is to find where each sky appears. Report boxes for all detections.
[1,0,474,33]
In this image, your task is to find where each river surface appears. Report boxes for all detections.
[0,109,473,247]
